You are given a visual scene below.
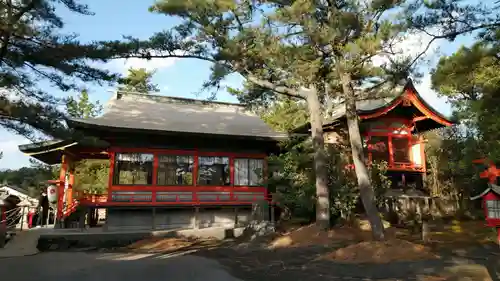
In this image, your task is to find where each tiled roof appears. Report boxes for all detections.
[68,92,288,140]
[323,79,452,126]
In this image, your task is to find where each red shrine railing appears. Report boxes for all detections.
[52,149,273,214]
[75,187,269,207]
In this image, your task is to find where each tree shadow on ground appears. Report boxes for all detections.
[189,240,499,281]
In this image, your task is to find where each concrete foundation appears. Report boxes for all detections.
[36,226,248,251]
[105,207,252,231]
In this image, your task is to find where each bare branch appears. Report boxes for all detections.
[115,53,302,99]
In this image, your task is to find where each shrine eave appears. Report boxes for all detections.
[292,79,455,134]
[470,183,500,200]
[356,80,454,126]
[18,138,109,165]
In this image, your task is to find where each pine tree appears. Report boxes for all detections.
[116,0,497,239]
[118,68,160,93]
[66,89,103,119]
[0,0,128,140]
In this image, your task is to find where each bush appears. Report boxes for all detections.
[268,138,391,225]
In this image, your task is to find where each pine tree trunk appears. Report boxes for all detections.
[305,88,330,230]
[340,73,385,241]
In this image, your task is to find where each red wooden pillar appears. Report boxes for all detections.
[229,156,235,201]
[388,136,394,167]
[107,152,115,202]
[263,156,269,201]
[418,135,426,171]
[193,153,199,202]
[67,162,75,207]
[57,155,68,220]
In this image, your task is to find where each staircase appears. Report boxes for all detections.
[61,199,82,228]
[63,199,80,218]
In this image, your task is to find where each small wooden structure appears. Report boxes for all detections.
[18,92,287,230]
[294,79,454,191]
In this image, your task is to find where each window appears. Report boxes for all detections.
[367,136,389,163]
[392,137,410,163]
[486,200,500,219]
[365,120,387,132]
[234,158,264,186]
[113,153,153,185]
[157,155,194,185]
[197,156,230,186]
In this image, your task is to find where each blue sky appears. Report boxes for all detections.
[0,0,475,170]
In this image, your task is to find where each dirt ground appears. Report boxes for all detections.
[118,220,500,280]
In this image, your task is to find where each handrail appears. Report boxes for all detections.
[1,206,33,229]
[77,189,271,206]
[62,199,80,217]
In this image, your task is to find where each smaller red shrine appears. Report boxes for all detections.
[294,79,455,191]
[471,183,500,227]
[470,160,500,246]
[471,160,500,227]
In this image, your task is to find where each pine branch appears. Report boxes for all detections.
[115,52,301,98]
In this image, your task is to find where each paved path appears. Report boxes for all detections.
[0,229,40,258]
[0,251,243,281]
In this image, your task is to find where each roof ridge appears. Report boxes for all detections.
[115,90,246,108]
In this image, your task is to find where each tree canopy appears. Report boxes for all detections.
[115,0,451,238]
[0,0,128,140]
[106,0,499,239]
[431,18,499,159]
[118,67,159,93]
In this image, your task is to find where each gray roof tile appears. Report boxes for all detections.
[69,92,288,140]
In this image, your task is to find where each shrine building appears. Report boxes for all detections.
[294,79,455,191]
[19,92,287,230]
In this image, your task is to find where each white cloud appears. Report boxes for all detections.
[370,29,452,116]
[109,57,179,74]
[0,133,31,169]
[413,74,451,116]
[372,29,442,68]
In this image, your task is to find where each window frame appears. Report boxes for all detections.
[156,154,195,186]
[108,149,267,189]
[112,152,155,186]
[486,200,500,219]
[363,118,415,169]
[196,155,231,186]
[234,158,266,187]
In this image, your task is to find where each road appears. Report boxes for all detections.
[0,251,243,281]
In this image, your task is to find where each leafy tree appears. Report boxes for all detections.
[66,89,103,119]
[64,89,108,194]
[259,97,309,133]
[118,68,159,93]
[0,163,54,196]
[0,0,128,140]
[423,0,499,216]
[431,42,500,160]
